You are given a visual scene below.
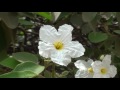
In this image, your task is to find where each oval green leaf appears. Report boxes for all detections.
[12,52,38,63]
[0,57,20,69]
[70,14,83,27]
[82,12,97,22]
[0,71,36,78]
[114,30,120,34]
[13,62,45,75]
[88,32,108,43]
[0,12,18,29]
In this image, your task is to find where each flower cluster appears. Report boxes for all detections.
[74,55,117,78]
[38,24,117,78]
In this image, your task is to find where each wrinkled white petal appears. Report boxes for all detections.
[92,61,102,67]
[58,24,73,32]
[93,74,102,78]
[92,61,102,73]
[65,41,85,58]
[93,74,109,78]
[109,65,117,78]
[75,69,91,78]
[103,55,111,65]
[51,50,71,66]
[58,24,73,44]
[87,59,94,65]
[74,60,88,69]
[40,25,58,43]
[102,74,110,78]
[38,41,54,58]
[93,73,110,78]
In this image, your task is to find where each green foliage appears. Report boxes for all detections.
[19,19,34,26]
[82,12,97,22]
[0,62,45,78]
[88,32,108,43]
[113,30,120,34]
[0,71,36,78]
[12,52,38,64]
[0,12,18,29]
[13,62,45,75]
[36,12,52,21]
[0,57,20,69]
[70,14,83,27]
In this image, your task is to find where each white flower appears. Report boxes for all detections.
[74,59,94,78]
[38,24,85,66]
[92,55,117,78]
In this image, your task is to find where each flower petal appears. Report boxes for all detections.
[75,69,92,78]
[87,59,94,65]
[92,61,102,73]
[93,74,110,78]
[109,65,117,78]
[103,55,111,65]
[74,60,88,69]
[51,50,71,66]
[65,41,85,58]
[58,24,73,44]
[93,74,103,78]
[38,41,54,58]
[40,25,58,43]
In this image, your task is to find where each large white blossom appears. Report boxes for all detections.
[92,55,117,78]
[38,24,85,66]
[74,59,94,78]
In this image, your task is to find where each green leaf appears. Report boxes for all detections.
[14,62,45,75]
[0,62,45,78]
[0,71,36,78]
[113,30,120,34]
[18,12,34,18]
[0,12,18,29]
[82,23,93,34]
[0,22,14,53]
[82,12,97,22]
[36,12,52,21]
[19,19,34,26]
[12,52,38,63]
[88,32,108,43]
[70,14,83,27]
[0,57,20,69]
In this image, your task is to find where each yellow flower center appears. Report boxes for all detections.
[53,41,64,50]
[88,67,94,74]
[100,68,107,74]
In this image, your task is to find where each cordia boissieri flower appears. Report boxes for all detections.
[74,59,94,78]
[92,55,117,78]
[38,24,85,66]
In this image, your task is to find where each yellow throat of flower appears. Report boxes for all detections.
[88,67,94,74]
[100,68,107,74]
[53,41,64,50]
